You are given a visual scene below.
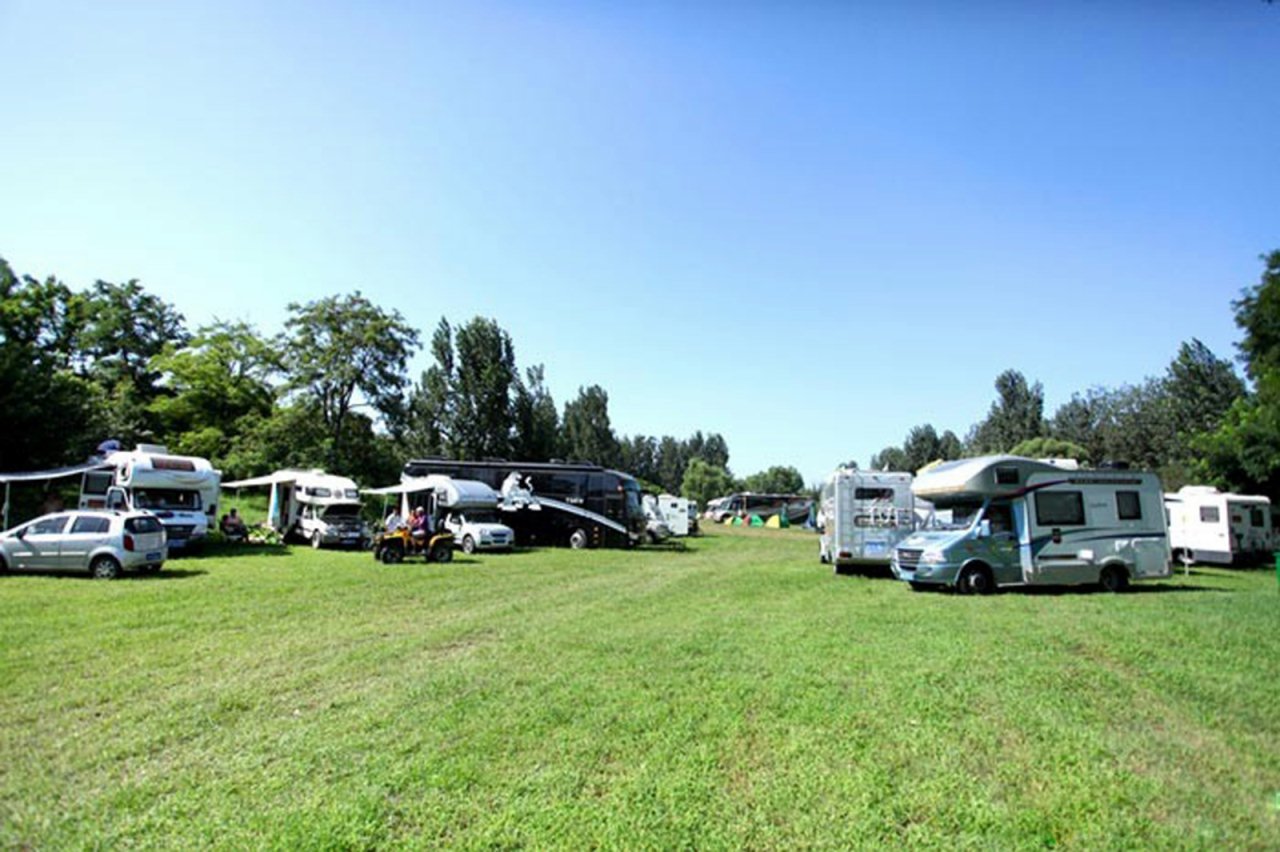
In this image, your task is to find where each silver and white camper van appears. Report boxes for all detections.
[80,444,221,550]
[1164,486,1274,565]
[892,456,1171,593]
[222,469,371,548]
[819,468,917,573]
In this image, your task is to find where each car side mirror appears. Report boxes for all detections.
[15,527,26,539]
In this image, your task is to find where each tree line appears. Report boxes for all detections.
[0,258,753,505]
[3,250,1277,507]
[867,251,1280,501]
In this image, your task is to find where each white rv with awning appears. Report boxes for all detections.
[363,475,514,553]
[1164,486,1274,565]
[81,444,221,550]
[892,456,1171,593]
[223,469,371,549]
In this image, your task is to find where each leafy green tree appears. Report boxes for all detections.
[1197,251,1280,496]
[561,385,620,467]
[680,458,736,510]
[967,369,1045,454]
[511,364,559,461]
[743,465,805,494]
[696,433,730,469]
[1009,436,1090,463]
[654,436,686,493]
[282,292,419,469]
[148,321,279,463]
[0,259,100,469]
[618,434,657,483]
[869,446,910,472]
[1232,250,1280,382]
[449,318,517,458]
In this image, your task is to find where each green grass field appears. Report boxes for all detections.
[2,525,1279,848]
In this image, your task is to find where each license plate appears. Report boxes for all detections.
[865,541,887,556]
[145,551,163,561]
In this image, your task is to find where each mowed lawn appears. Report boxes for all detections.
[2,525,1279,849]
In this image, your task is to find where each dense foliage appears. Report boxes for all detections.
[2,250,1277,505]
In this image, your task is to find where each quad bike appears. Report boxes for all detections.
[372,526,455,564]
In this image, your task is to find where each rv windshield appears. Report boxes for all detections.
[464,510,501,524]
[935,501,983,531]
[321,504,363,520]
[133,488,201,511]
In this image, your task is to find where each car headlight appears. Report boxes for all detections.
[920,550,947,565]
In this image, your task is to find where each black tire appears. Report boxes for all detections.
[569,529,589,550]
[431,542,453,563]
[380,544,403,565]
[1099,565,1130,593]
[311,531,323,550]
[956,564,994,595]
[462,535,476,555]
[0,555,8,574]
[90,555,121,580]
[909,581,927,593]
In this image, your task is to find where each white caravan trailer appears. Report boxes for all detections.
[819,468,916,573]
[222,469,371,549]
[892,455,1171,594]
[80,444,222,550]
[1164,486,1274,565]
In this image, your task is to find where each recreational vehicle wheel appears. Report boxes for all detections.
[462,535,476,555]
[955,564,994,596]
[311,531,323,549]
[569,528,589,550]
[90,555,121,580]
[1099,565,1130,593]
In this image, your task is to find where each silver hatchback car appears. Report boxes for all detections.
[0,510,168,579]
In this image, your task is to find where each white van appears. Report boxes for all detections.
[892,456,1171,593]
[80,444,221,550]
[1164,486,1274,565]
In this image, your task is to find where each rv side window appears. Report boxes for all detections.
[83,471,114,496]
[1116,491,1142,521]
[995,467,1020,485]
[854,487,894,500]
[1199,506,1220,524]
[1251,508,1265,527]
[1035,491,1085,526]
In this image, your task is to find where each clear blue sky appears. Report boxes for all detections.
[2,1,1277,484]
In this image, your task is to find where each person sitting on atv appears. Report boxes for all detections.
[410,506,431,550]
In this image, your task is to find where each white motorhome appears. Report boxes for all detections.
[365,475,514,554]
[222,469,371,549]
[80,444,222,550]
[892,456,1171,593]
[656,494,692,537]
[1164,486,1274,565]
[819,468,916,573]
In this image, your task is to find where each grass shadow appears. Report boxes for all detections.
[832,564,895,580]
[1,568,208,581]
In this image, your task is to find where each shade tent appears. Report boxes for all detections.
[0,461,110,530]
[362,476,499,510]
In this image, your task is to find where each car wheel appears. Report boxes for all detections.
[431,542,453,563]
[956,565,994,595]
[90,555,121,580]
[462,535,476,555]
[569,529,588,550]
[1099,565,1130,593]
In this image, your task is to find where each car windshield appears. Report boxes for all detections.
[935,501,983,531]
[133,488,201,511]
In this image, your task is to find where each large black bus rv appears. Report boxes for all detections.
[402,458,646,548]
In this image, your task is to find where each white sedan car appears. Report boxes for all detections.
[442,510,515,554]
[0,510,167,579]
